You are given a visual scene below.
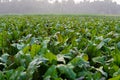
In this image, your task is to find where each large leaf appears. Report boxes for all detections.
[109,75,120,80]
[15,51,32,68]
[96,67,108,78]
[69,56,89,68]
[113,51,120,66]
[55,32,63,43]
[27,56,48,80]
[92,56,106,65]
[57,54,65,64]
[30,44,41,57]
[113,69,120,77]
[11,43,25,50]
[0,53,9,63]
[43,65,58,79]
[97,38,111,50]
[57,64,76,80]
[0,71,5,80]
[97,41,105,50]
[8,66,26,80]
[117,42,120,50]
[44,52,57,63]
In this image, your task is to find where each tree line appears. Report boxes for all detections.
[0,0,120,14]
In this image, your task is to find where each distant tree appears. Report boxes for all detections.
[84,0,90,2]
[0,0,120,14]
[11,0,19,2]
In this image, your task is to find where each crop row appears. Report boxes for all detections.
[0,15,120,80]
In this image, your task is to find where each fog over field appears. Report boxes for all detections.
[0,0,120,14]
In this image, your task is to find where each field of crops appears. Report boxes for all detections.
[0,15,120,80]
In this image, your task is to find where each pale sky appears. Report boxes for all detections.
[48,0,120,4]
[113,0,120,4]
[5,0,120,5]
[74,0,120,4]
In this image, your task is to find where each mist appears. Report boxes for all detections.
[0,0,120,14]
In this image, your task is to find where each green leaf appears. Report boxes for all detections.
[30,37,36,45]
[11,43,25,50]
[113,69,120,77]
[0,71,5,80]
[0,53,9,63]
[57,54,65,64]
[30,44,41,57]
[44,52,57,63]
[96,67,108,78]
[10,66,26,80]
[92,56,106,65]
[69,56,89,68]
[109,75,120,80]
[27,56,48,80]
[0,31,8,53]
[113,51,120,66]
[57,64,76,79]
[82,54,89,61]
[97,41,105,50]
[55,32,63,43]
[117,42,120,50]
[5,70,14,80]
[97,38,111,50]
[15,51,32,67]
[103,38,111,43]
[43,65,58,79]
